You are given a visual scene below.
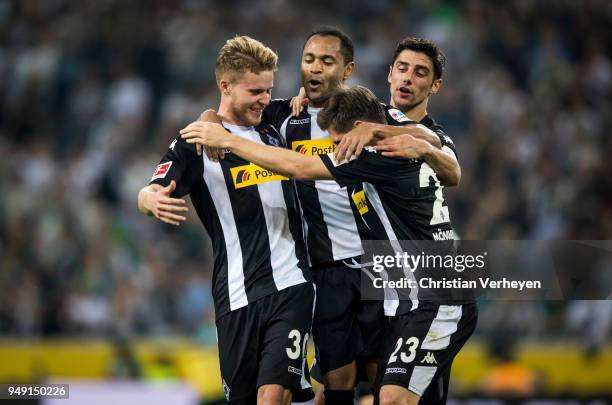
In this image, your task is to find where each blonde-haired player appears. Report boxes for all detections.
[139,36,314,404]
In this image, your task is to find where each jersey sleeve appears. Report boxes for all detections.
[383,104,414,126]
[149,136,198,197]
[383,104,459,159]
[319,150,398,187]
[430,126,458,159]
[262,99,292,135]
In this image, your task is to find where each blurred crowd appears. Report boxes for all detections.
[0,0,611,349]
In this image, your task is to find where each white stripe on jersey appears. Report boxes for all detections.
[308,109,363,261]
[256,161,307,290]
[363,183,419,315]
[203,155,248,311]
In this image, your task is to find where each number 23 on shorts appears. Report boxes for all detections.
[388,337,420,364]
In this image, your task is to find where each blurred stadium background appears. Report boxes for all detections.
[0,0,611,403]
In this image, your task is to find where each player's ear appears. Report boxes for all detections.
[219,79,231,96]
[353,120,365,127]
[430,78,442,95]
[388,65,393,84]
[343,61,355,81]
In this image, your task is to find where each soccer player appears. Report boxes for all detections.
[334,37,460,186]
[180,85,478,405]
[197,27,459,405]
[138,36,314,405]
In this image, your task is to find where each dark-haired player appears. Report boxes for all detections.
[334,37,460,189]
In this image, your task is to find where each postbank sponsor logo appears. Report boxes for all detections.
[231,164,288,189]
[351,190,369,215]
[292,139,335,156]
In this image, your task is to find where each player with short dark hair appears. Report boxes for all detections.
[259,27,381,404]
[330,38,474,404]
[304,25,354,66]
[391,37,446,82]
[334,36,459,188]
[180,84,477,405]
[138,36,314,405]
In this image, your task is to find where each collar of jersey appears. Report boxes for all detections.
[222,121,253,132]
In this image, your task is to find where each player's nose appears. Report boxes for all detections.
[259,93,271,106]
[310,60,323,74]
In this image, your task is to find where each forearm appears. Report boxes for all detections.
[373,123,442,148]
[227,136,329,180]
[422,148,461,187]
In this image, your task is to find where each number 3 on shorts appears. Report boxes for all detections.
[286,329,309,360]
[388,337,420,364]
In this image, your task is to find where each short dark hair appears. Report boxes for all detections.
[317,86,386,134]
[391,37,446,80]
[304,25,354,64]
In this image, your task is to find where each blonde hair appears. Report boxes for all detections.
[215,36,278,83]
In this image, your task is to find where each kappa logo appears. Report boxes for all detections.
[291,139,335,156]
[421,352,437,365]
[388,108,410,123]
[230,164,288,189]
[169,139,177,151]
[151,161,173,181]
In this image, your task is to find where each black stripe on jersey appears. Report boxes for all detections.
[150,138,235,316]
[284,111,335,265]
[189,170,232,315]
[346,184,388,241]
[218,153,277,304]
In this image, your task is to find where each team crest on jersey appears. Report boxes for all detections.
[259,126,280,147]
[267,135,279,146]
[351,190,369,215]
[151,161,172,180]
[388,108,410,123]
[291,139,335,156]
[230,163,288,189]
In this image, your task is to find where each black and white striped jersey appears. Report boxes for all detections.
[149,122,310,320]
[319,143,458,316]
[264,100,384,266]
[383,105,458,159]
